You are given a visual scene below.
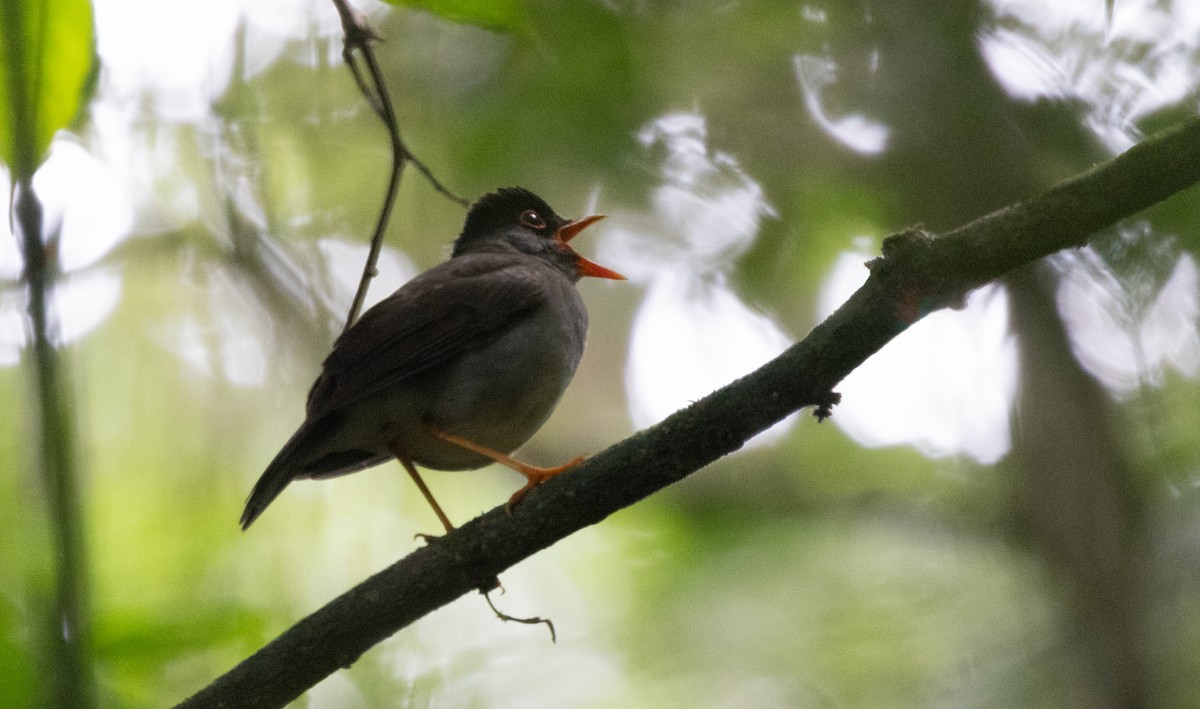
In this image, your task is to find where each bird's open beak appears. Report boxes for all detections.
[556,214,625,280]
[557,214,606,243]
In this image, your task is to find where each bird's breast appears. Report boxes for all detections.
[408,278,588,469]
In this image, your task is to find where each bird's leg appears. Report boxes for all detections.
[428,428,584,513]
[389,446,456,535]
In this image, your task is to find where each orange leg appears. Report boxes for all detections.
[429,428,584,513]
[389,444,456,534]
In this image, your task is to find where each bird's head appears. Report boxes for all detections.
[453,187,624,281]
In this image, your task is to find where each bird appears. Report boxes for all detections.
[239,187,624,532]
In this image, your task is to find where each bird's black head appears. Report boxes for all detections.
[454,187,564,256]
[452,187,624,281]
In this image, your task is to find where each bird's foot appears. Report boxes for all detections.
[426,428,586,514]
[504,456,585,515]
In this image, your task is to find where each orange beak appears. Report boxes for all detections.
[555,214,625,280]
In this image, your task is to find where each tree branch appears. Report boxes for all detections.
[175,114,1200,709]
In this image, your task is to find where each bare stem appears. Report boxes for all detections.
[16,178,96,709]
[328,0,467,332]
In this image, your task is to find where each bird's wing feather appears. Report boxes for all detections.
[305,255,550,419]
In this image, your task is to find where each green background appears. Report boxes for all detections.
[4,0,1200,707]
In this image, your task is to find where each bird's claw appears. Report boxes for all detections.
[504,456,586,515]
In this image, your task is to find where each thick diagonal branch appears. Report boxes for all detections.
[175,115,1200,709]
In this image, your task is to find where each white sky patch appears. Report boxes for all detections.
[625,270,796,436]
[91,0,350,122]
[817,247,1018,464]
[0,286,26,367]
[315,239,419,313]
[981,0,1200,150]
[32,136,134,271]
[0,272,123,367]
[93,0,243,122]
[2,135,133,276]
[0,138,132,366]
[1,0,388,374]
[793,54,890,156]
[977,28,1072,102]
[52,271,124,349]
[0,169,17,281]
[600,112,795,445]
[1055,248,1200,394]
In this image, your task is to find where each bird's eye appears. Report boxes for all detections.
[519,209,546,230]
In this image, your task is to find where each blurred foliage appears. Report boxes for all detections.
[1,1,99,707]
[382,0,532,35]
[0,0,95,177]
[4,0,1200,707]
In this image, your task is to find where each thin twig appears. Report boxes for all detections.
[328,0,468,332]
[483,588,557,643]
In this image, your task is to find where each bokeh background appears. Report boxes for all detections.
[5,0,1200,707]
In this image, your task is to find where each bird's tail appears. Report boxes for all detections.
[240,422,316,530]
[240,465,292,531]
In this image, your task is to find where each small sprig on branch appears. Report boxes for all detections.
[328,0,468,331]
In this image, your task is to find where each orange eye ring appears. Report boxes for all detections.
[519,209,546,230]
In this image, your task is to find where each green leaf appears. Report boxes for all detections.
[383,0,531,35]
[0,0,96,179]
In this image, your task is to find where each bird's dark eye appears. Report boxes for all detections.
[519,209,546,230]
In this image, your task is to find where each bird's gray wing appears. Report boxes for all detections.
[304,254,550,419]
